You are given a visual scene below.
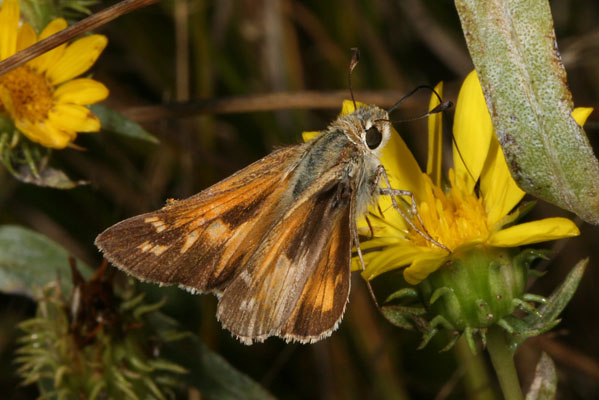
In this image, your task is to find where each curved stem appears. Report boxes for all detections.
[486,326,523,400]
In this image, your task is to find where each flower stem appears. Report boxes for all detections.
[486,326,523,400]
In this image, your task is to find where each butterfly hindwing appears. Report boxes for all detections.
[216,164,354,343]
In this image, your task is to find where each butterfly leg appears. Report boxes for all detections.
[377,166,450,253]
[352,217,380,308]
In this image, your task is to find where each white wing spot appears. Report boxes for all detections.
[239,270,252,285]
[145,217,168,233]
[151,245,169,256]
[206,219,230,240]
[180,229,200,254]
[138,241,152,252]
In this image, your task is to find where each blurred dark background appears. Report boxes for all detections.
[1,0,597,398]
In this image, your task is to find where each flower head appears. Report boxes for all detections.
[304,71,585,287]
[359,71,588,284]
[354,72,585,285]
[0,0,108,149]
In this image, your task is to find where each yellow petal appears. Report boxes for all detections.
[480,137,525,227]
[487,217,580,247]
[403,253,448,285]
[362,244,441,280]
[452,70,493,193]
[572,107,593,126]
[427,81,443,186]
[47,35,107,85]
[16,119,74,149]
[17,23,37,52]
[54,78,109,105]
[48,104,101,132]
[380,126,426,201]
[0,0,20,60]
[351,250,380,272]
[341,99,359,115]
[358,235,404,251]
[302,130,319,142]
[30,18,68,73]
[0,85,16,116]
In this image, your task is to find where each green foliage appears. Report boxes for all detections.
[0,225,92,298]
[16,278,188,400]
[455,0,599,224]
[90,105,159,144]
[525,353,557,400]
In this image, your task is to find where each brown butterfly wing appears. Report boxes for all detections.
[216,167,354,343]
[95,145,305,293]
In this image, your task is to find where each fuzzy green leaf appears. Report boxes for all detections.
[0,225,92,298]
[510,258,587,348]
[455,0,599,224]
[91,105,159,144]
[13,164,88,189]
[525,352,557,400]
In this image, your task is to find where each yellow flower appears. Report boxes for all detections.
[307,71,586,286]
[0,0,108,149]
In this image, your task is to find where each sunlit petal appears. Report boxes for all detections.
[572,107,593,127]
[403,253,448,285]
[302,130,319,141]
[427,81,444,186]
[47,35,108,85]
[453,71,493,193]
[17,23,37,53]
[54,78,109,105]
[49,104,100,133]
[487,218,580,247]
[31,18,68,72]
[362,245,443,280]
[480,137,525,226]
[0,0,19,60]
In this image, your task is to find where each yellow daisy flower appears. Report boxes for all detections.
[352,71,586,285]
[0,0,108,149]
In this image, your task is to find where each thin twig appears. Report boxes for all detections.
[0,0,159,76]
[121,90,431,122]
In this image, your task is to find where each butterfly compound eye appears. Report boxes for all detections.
[365,126,383,149]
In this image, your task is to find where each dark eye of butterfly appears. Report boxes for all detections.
[365,126,382,149]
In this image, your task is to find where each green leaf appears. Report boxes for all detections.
[525,352,557,400]
[182,336,275,400]
[91,105,159,144]
[148,312,274,400]
[455,0,599,224]
[509,258,587,348]
[0,225,92,298]
[13,164,88,189]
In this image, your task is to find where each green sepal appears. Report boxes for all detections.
[380,304,427,331]
[508,258,588,349]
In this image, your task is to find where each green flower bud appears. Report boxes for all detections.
[419,246,527,331]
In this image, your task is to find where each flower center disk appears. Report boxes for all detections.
[409,172,489,251]
[0,66,53,122]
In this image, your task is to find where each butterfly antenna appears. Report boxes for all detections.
[382,100,452,124]
[387,85,441,114]
[348,48,360,110]
[388,84,477,186]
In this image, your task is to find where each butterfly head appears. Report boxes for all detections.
[343,105,392,157]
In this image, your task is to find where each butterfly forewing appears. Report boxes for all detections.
[95,145,305,293]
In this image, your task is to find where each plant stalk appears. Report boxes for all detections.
[486,326,523,400]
